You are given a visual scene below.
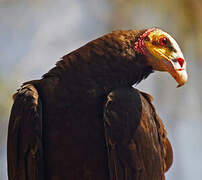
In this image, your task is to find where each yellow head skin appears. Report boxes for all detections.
[144,29,188,87]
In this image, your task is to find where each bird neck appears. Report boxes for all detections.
[44,57,152,97]
[43,31,153,95]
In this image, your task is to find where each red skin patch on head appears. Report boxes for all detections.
[176,58,184,68]
[134,28,157,55]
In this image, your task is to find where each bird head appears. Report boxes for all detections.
[134,28,187,87]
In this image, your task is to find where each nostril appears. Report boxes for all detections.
[176,58,185,68]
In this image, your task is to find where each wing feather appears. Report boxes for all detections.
[7,84,44,180]
[104,87,173,180]
[104,87,142,180]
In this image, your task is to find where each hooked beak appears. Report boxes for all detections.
[149,48,188,87]
[162,57,188,87]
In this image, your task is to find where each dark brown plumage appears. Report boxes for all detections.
[8,29,173,180]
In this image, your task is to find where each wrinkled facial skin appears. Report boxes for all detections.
[144,29,188,87]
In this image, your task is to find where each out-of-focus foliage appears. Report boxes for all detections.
[0,80,12,118]
[0,78,13,143]
[107,0,202,57]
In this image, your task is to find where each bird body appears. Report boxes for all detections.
[8,28,186,180]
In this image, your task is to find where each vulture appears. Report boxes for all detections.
[8,28,187,180]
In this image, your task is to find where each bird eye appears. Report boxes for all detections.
[159,37,169,46]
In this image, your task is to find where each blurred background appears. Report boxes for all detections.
[0,0,201,179]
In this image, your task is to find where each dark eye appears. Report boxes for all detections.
[159,37,169,46]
